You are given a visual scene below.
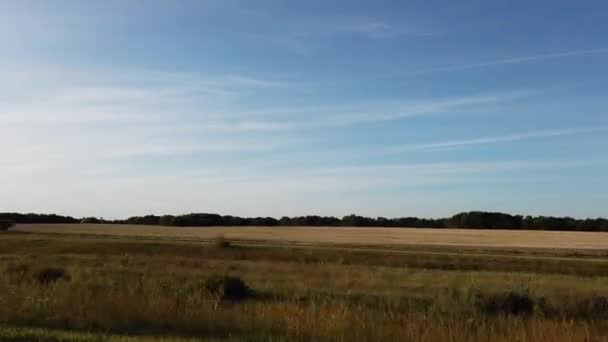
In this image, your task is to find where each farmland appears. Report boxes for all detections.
[14,223,608,250]
[1,226,608,341]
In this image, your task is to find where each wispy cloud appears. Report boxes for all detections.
[334,18,436,39]
[220,93,510,130]
[415,48,608,74]
[0,67,294,125]
[386,126,608,152]
[267,15,437,54]
[1,62,513,130]
[313,95,502,127]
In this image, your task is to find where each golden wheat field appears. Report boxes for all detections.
[14,223,608,250]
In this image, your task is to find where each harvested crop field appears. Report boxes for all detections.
[14,223,608,250]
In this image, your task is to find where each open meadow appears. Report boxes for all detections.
[1,225,608,341]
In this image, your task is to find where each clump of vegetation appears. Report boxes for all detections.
[0,219,15,231]
[204,275,254,301]
[5,263,30,283]
[214,235,232,249]
[572,295,608,319]
[34,267,71,286]
[475,290,535,316]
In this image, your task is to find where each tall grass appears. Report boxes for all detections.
[0,235,607,341]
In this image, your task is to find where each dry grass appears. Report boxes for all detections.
[0,326,207,341]
[1,249,608,341]
[2,230,608,341]
[15,223,608,250]
[2,233,608,277]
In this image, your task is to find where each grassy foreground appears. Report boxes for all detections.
[1,231,608,341]
[0,325,209,341]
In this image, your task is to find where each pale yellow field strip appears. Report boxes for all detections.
[14,224,608,250]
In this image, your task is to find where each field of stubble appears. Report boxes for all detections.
[14,223,608,250]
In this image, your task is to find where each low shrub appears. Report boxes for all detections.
[204,275,254,301]
[33,267,71,286]
[476,290,535,316]
[0,220,15,231]
[528,294,608,319]
[575,295,608,319]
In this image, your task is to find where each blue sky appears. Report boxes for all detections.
[1,0,607,219]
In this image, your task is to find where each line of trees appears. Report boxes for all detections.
[110,212,608,231]
[2,211,608,232]
[0,213,78,224]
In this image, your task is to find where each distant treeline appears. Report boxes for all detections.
[3,211,608,232]
[0,213,79,224]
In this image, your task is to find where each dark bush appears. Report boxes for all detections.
[578,295,608,319]
[34,267,71,286]
[0,219,15,231]
[204,275,253,301]
[476,291,535,316]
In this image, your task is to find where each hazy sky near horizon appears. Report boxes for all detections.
[1,0,607,219]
